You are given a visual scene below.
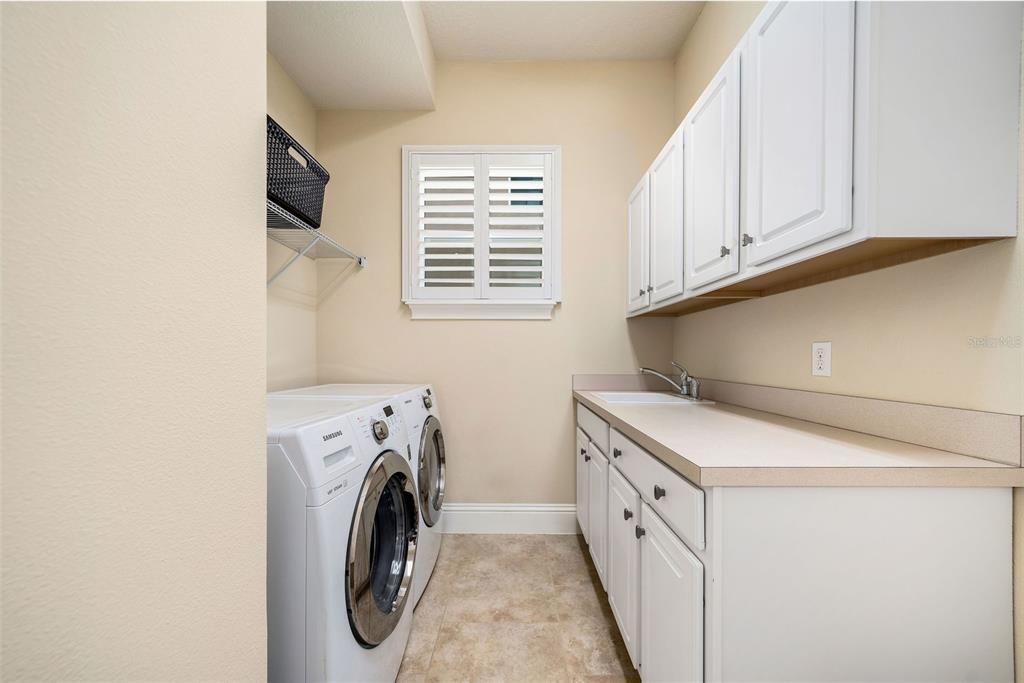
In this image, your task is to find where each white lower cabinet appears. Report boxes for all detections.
[575,428,590,543]
[587,444,609,587]
[580,416,1012,682]
[638,502,704,683]
[607,467,641,668]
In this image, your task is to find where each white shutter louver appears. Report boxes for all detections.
[485,154,551,299]
[405,147,559,314]
[411,154,479,298]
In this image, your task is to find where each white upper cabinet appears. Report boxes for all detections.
[649,130,685,303]
[626,176,651,313]
[684,50,741,291]
[742,1,855,266]
[627,0,1020,317]
[853,1,1021,237]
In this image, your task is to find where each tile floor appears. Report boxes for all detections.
[398,534,640,683]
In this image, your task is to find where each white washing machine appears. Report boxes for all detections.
[271,384,446,608]
[267,396,418,683]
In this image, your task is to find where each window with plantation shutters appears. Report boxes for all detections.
[410,154,480,297]
[403,146,561,319]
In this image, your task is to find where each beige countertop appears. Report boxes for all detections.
[574,390,1024,487]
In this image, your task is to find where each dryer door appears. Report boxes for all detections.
[418,416,446,528]
[346,450,418,647]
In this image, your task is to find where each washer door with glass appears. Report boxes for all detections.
[417,415,446,528]
[346,450,418,648]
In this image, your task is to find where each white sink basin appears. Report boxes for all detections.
[594,391,714,405]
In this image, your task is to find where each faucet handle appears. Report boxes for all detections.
[687,376,702,400]
[671,361,689,377]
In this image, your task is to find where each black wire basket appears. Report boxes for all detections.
[267,115,330,228]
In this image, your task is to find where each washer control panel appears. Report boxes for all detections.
[351,402,407,452]
[423,394,433,410]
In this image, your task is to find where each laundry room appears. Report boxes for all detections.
[3,1,1024,682]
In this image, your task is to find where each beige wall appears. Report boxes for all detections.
[1,4,267,679]
[670,1,1024,675]
[267,52,319,391]
[316,60,676,504]
[673,241,1024,414]
[674,2,764,123]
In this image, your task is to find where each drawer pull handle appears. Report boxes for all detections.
[654,485,666,500]
[623,508,633,521]
[612,448,622,458]
[635,525,646,539]
[584,454,591,462]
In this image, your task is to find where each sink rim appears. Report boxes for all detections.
[592,391,714,405]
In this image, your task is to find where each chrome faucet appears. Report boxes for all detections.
[640,362,688,396]
[670,361,691,390]
[640,362,702,400]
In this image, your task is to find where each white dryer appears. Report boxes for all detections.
[267,396,417,683]
[271,384,446,608]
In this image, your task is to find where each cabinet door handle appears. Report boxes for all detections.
[580,448,585,456]
[635,525,646,539]
[720,245,731,257]
[646,285,653,293]
[584,454,591,462]
[654,485,666,500]
[623,508,633,521]
[741,233,754,246]
[639,288,645,297]
[612,448,622,458]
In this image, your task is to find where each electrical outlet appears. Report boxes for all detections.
[812,341,832,377]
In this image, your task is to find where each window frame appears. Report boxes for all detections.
[402,144,562,320]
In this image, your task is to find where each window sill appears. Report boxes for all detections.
[404,300,558,320]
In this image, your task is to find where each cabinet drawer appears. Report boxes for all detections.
[610,429,705,550]
[577,402,609,455]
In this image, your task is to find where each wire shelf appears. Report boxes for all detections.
[266,200,366,285]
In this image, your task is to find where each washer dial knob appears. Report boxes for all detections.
[372,420,389,443]
[423,395,433,409]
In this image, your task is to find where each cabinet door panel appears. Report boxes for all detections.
[588,445,609,587]
[627,176,650,312]
[576,429,590,543]
[744,1,854,265]
[607,467,641,669]
[649,131,685,303]
[685,51,741,291]
[640,503,703,683]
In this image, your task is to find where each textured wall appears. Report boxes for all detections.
[316,60,677,504]
[674,2,764,123]
[1,4,267,679]
[267,51,319,391]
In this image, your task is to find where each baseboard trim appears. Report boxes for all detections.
[442,503,578,535]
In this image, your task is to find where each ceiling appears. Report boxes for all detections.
[422,2,704,61]
[268,1,705,110]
